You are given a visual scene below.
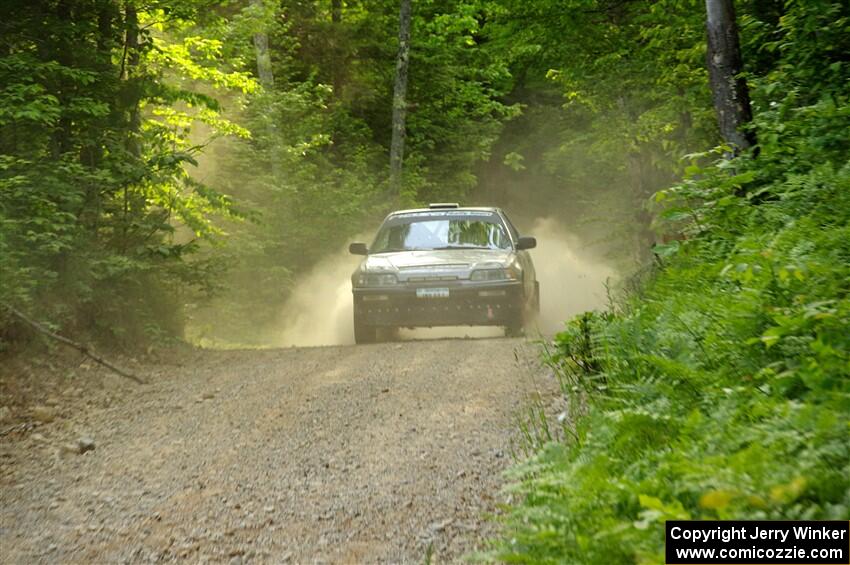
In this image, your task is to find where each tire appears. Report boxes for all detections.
[382,326,401,342]
[507,283,539,337]
[505,318,524,337]
[531,281,540,319]
[353,314,377,344]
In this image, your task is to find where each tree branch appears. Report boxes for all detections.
[2,304,146,385]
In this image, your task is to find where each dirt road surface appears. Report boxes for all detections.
[0,338,554,563]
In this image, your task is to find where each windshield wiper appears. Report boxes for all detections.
[373,245,492,253]
[372,247,427,253]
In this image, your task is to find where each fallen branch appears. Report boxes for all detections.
[0,422,33,437]
[2,304,146,385]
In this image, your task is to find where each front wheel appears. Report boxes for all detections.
[353,314,377,344]
[505,317,524,338]
[529,281,540,322]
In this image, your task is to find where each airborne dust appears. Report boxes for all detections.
[184,91,621,349]
[275,216,616,347]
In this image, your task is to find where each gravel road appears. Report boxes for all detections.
[0,337,554,563]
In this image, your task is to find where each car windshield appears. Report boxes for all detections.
[370,213,511,253]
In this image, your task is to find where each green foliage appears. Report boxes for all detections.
[488,3,850,557]
[4,0,845,365]
[492,145,850,565]
[185,0,521,341]
[405,0,519,201]
[0,0,526,347]
[470,0,719,266]
[0,1,251,347]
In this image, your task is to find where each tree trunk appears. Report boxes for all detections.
[251,0,274,88]
[120,3,143,252]
[705,0,755,154]
[52,0,74,158]
[79,0,115,234]
[86,0,113,169]
[123,3,141,158]
[389,0,412,194]
[331,0,343,97]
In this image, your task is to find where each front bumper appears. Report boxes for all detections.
[352,281,524,327]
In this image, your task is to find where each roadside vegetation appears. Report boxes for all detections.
[1,0,847,561]
[491,1,850,562]
[0,0,517,347]
[0,0,720,349]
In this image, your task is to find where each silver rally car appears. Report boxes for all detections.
[348,203,539,343]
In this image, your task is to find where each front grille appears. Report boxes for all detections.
[406,275,459,282]
[353,286,523,327]
[398,264,467,270]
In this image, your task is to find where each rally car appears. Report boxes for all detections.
[348,203,539,343]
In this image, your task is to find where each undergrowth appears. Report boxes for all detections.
[488,94,850,563]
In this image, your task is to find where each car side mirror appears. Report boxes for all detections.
[349,242,369,255]
[516,236,536,250]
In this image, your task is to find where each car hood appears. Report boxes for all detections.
[357,249,514,281]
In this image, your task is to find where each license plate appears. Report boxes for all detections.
[416,287,450,298]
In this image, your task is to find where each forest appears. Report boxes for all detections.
[1,0,848,562]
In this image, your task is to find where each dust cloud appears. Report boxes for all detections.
[523,217,616,335]
[276,244,361,347]
[275,218,616,346]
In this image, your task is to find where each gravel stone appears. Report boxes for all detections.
[0,339,554,563]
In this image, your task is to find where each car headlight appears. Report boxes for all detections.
[356,272,398,287]
[470,267,519,281]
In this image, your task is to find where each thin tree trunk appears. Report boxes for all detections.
[249,0,281,182]
[677,87,693,155]
[124,3,141,158]
[251,0,274,88]
[389,0,412,194]
[119,3,143,252]
[85,1,114,167]
[52,0,74,158]
[331,0,343,97]
[705,0,755,154]
[79,0,115,234]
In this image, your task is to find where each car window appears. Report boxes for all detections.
[501,213,521,242]
[371,214,511,253]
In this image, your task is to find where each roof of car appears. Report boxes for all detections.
[388,206,502,216]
